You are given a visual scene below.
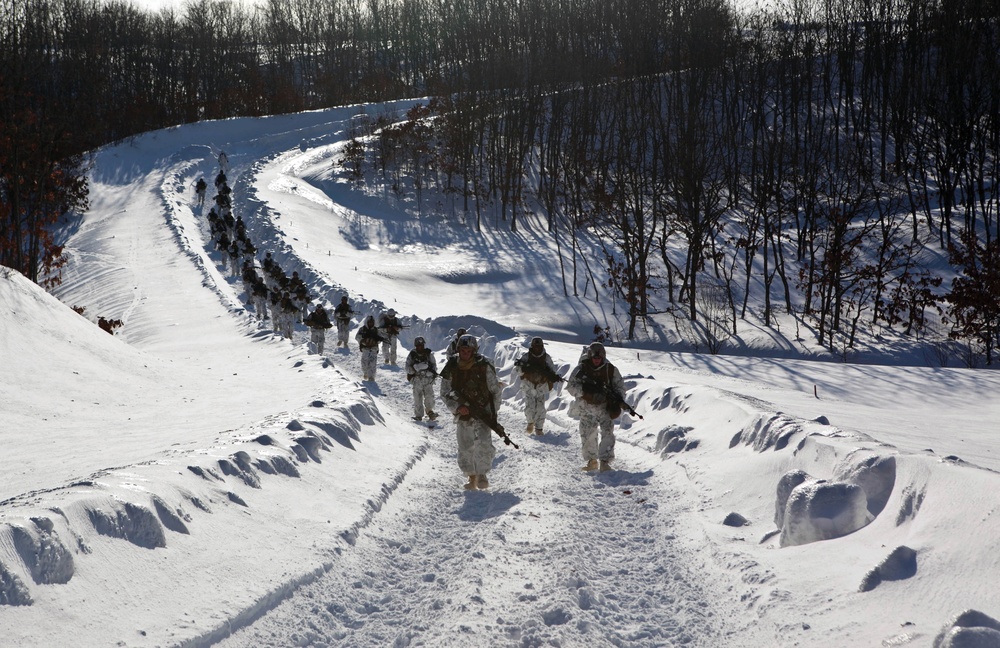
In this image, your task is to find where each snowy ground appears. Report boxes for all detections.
[3,103,1000,648]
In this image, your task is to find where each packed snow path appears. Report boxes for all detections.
[216,345,730,647]
[190,109,742,646]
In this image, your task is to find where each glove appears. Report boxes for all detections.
[407,375,413,382]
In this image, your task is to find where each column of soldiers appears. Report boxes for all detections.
[194,170,637,491]
[196,166,322,346]
[435,329,636,490]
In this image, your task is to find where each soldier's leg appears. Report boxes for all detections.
[597,415,616,462]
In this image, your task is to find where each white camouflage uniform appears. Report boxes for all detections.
[516,343,557,433]
[355,318,381,380]
[378,312,402,364]
[405,344,438,419]
[440,352,501,479]
[567,353,626,463]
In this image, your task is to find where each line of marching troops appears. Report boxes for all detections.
[195,163,633,492]
[196,167,330,349]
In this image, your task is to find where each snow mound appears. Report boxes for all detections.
[859,545,917,592]
[779,480,873,547]
[934,610,1000,648]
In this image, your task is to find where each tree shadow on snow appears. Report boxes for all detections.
[456,490,521,522]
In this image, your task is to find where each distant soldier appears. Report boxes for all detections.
[515,337,559,436]
[333,295,353,349]
[227,239,241,276]
[304,303,333,354]
[446,327,468,359]
[218,150,230,174]
[355,316,383,381]
[405,337,438,422]
[240,259,258,300]
[292,283,311,324]
[195,178,207,207]
[378,308,403,364]
[261,252,276,289]
[278,291,297,339]
[251,277,270,322]
[215,169,228,189]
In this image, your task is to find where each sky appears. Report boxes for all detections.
[2,102,1000,648]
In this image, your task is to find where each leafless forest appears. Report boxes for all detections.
[3,0,1000,362]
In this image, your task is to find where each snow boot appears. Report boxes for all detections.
[599,460,612,472]
[526,422,535,434]
[427,410,438,420]
[412,415,423,421]
[582,459,598,472]
[535,426,544,436]
[464,475,477,490]
[477,474,489,490]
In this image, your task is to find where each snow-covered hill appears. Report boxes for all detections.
[2,104,999,647]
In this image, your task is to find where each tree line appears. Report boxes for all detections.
[343,0,1000,363]
[2,0,999,362]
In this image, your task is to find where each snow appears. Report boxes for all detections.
[3,102,1000,648]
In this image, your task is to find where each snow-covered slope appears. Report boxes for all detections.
[2,104,999,647]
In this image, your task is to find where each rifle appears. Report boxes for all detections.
[514,357,565,384]
[448,385,520,449]
[578,375,644,420]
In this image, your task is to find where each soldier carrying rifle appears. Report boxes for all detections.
[333,295,353,349]
[440,334,508,490]
[355,315,385,382]
[514,336,561,436]
[567,342,629,473]
[378,308,403,365]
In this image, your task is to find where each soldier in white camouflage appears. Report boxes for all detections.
[333,295,353,349]
[515,337,558,436]
[405,337,439,422]
[440,335,501,490]
[355,315,382,381]
[567,342,626,472]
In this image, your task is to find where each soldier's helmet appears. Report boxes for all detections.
[414,336,426,347]
[388,308,396,317]
[457,328,467,337]
[457,334,478,351]
[588,342,606,361]
[341,295,348,302]
[530,336,544,349]
[366,315,375,325]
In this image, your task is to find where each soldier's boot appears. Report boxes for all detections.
[582,459,598,472]
[477,474,489,490]
[464,475,477,490]
[599,460,612,472]
[535,426,544,436]
[427,410,438,420]
[526,423,535,434]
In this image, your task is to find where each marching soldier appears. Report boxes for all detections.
[355,316,383,381]
[440,335,502,490]
[378,308,403,364]
[304,303,333,354]
[405,337,439,422]
[567,342,626,472]
[515,337,558,436]
[333,295,353,349]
